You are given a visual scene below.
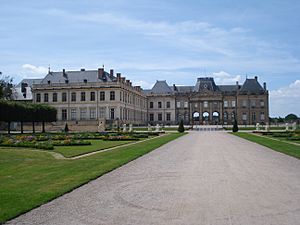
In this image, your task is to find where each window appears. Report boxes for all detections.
[251,100,256,108]
[71,92,76,102]
[44,93,48,102]
[80,108,87,120]
[231,112,235,120]
[158,113,162,121]
[99,107,106,118]
[110,91,115,101]
[224,112,228,120]
[260,112,265,121]
[232,101,236,108]
[62,92,67,102]
[224,101,228,108]
[149,113,154,121]
[150,102,153,108]
[90,108,96,119]
[120,91,122,101]
[242,113,247,121]
[53,93,57,102]
[90,92,95,101]
[71,109,76,120]
[184,102,188,108]
[242,100,247,107]
[62,109,67,121]
[158,102,162,108]
[203,101,208,108]
[252,112,256,122]
[176,102,181,108]
[110,108,115,119]
[81,92,86,101]
[166,102,170,108]
[260,100,264,107]
[36,93,41,102]
[166,113,171,121]
[100,91,105,101]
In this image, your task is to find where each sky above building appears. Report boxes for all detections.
[0,0,299,117]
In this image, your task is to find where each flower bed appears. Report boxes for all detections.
[52,140,91,146]
[103,136,139,141]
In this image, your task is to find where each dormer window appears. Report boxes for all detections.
[84,79,87,83]
[65,80,69,84]
[47,80,51,84]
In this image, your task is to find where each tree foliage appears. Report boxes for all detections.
[0,100,57,123]
[285,114,298,121]
[0,73,13,100]
[178,120,185,133]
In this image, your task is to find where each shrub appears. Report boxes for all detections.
[178,120,185,133]
[232,119,239,132]
[52,140,91,146]
[64,123,69,133]
[103,136,139,141]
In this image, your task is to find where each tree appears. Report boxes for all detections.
[178,120,185,133]
[0,73,13,100]
[285,114,298,121]
[232,119,239,132]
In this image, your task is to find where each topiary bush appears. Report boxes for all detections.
[178,120,185,133]
[232,119,239,132]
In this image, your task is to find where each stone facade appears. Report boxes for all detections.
[28,68,268,126]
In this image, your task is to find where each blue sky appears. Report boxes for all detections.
[0,0,300,117]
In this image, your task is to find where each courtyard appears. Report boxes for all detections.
[3,131,300,225]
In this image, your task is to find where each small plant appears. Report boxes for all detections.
[232,119,239,132]
[178,120,185,133]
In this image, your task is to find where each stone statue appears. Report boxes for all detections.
[123,124,127,132]
[292,122,297,131]
[129,124,133,132]
[155,124,160,132]
[148,124,152,132]
[285,123,289,131]
[256,123,260,131]
[265,123,269,131]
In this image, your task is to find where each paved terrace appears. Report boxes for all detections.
[7,132,300,225]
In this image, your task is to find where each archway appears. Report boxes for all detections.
[193,112,200,121]
[202,112,209,124]
[212,111,220,124]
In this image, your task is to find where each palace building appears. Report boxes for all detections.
[24,67,268,128]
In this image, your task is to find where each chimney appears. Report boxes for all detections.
[98,68,104,79]
[255,76,258,81]
[81,68,85,71]
[110,69,114,76]
[129,82,132,86]
[126,80,130,85]
[121,77,125,83]
[116,73,121,80]
[63,69,65,74]
[263,82,267,90]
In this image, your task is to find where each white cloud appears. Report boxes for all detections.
[212,71,241,85]
[132,80,154,89]
[270,80,300,117]
[22,64,48,76]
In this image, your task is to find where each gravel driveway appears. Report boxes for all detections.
[7,132,300,225]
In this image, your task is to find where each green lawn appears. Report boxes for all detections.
[232,132,300,159]
[0,132,185,223]
[54,140,132,157]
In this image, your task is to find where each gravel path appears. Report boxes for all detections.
[7,132,300,225]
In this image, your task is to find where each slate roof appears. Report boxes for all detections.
[194,77,219,92]
[41,69,116,84]
[239,78,265,93]
[146,80,173,94]
[16,78,42,87]
[172,86,194,93]
[218,85,240,92]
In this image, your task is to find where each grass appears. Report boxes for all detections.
[54,140,132,157]
[232,132,300,159]
[0,132,185,223]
